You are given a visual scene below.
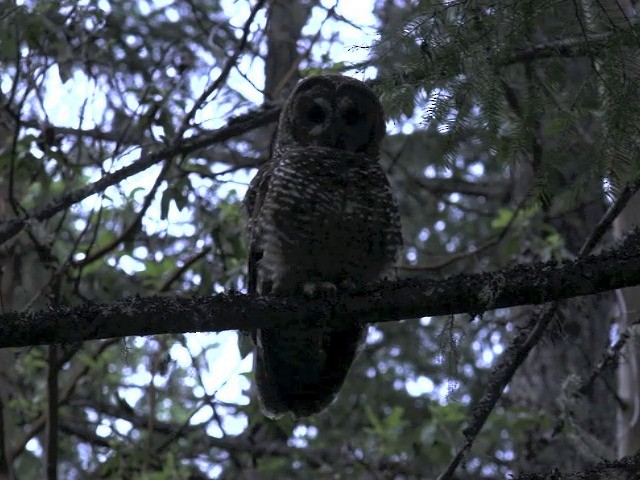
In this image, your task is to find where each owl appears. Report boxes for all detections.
[244,75,402,419]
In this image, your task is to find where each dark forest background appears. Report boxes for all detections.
[0,0,640,478]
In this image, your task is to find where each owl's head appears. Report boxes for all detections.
[275,75,385,157]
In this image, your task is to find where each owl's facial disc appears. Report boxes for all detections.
[285,76,384,155]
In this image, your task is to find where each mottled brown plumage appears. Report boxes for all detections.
[245,75,402,419]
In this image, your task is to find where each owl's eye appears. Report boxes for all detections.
[342,107,360,125]
[307,105,326,123]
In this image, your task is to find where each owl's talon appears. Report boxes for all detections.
[303,281,337,299]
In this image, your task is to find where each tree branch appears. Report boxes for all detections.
[0,228,638,349]
[175,0,267,138]
[500,24,640,65]
[0,104,281,248]
[438,190,636,478]
[579,182,640,256]
[513,450,640,480]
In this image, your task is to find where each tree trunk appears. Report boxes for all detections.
[614,202,640,457]
[586,0,640,458]
[508,4,616,469]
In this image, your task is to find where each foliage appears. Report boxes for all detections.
[0,0,636,478]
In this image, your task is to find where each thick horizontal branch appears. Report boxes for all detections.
[514,450,640,480]
[0,105,281,247]
[0,229,638,349]
[501,23,640,65]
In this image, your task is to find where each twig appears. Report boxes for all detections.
[270,2,336,99]
[579,182,640,256]
[0,104,281,248]
[403,201,523,271]
[175,0,267,139]
[524,318,640,464]
[577,318,640,397]
[437,190,637,478]
[0,398,10,478]
[500,27,632,66]
[10,339,119,460]
[158,246,212,292]
[438,304,558,480]
[46,346,58,480]
[72,161,171,268]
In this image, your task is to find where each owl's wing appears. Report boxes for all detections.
[244,160,275,295]
[245,159,289,417]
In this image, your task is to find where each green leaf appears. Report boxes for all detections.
[491,208,513,229]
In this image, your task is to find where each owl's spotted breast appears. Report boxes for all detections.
[257,147,400,292]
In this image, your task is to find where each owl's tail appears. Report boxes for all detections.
[253,324,365,419]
